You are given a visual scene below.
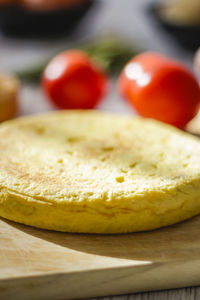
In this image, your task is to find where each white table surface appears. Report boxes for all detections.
[0,1,198,299]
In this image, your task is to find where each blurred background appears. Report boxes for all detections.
[0,0,199,119]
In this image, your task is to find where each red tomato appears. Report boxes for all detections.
[42,50,108,109]
[118,52,200,128]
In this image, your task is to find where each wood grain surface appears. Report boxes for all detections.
[95,288,200,300]
[1,212,200,300]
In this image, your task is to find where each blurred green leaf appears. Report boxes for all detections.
[15,36,141,83]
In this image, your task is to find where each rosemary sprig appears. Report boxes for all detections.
[15,36,141,82]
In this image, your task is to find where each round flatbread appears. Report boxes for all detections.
[0,110,200,233]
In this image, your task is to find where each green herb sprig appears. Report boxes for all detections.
[15,36,141,83]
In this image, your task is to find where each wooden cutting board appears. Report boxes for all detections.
[1,215,200,300]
